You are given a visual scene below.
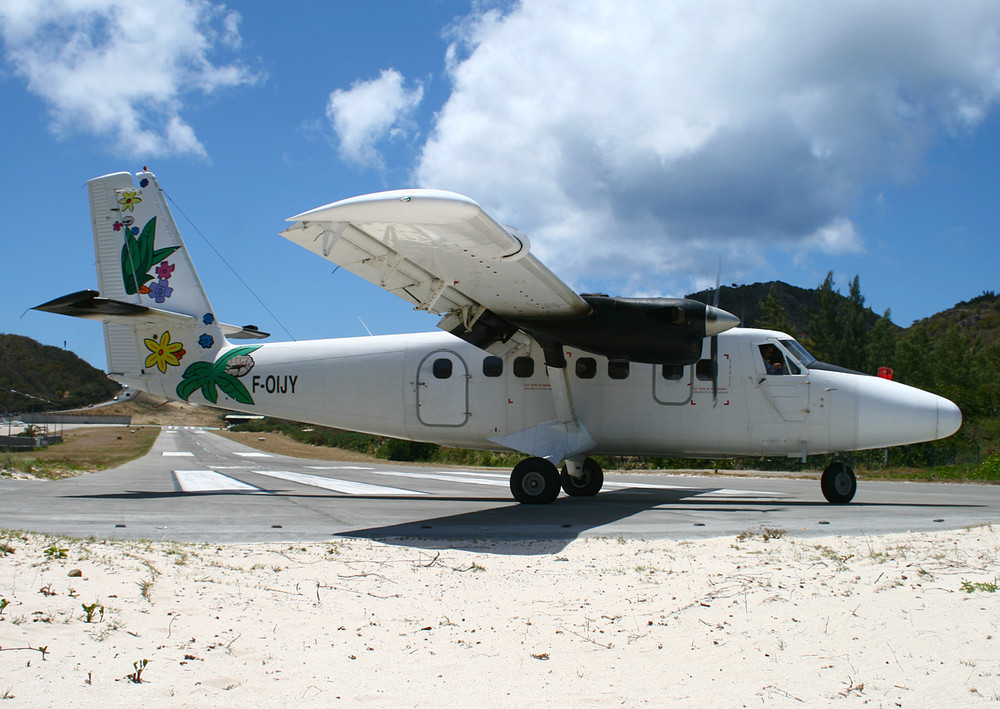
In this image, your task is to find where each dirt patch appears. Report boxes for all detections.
[211,429,377,463]
[71,391,227,427]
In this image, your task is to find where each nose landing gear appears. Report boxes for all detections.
[821,460,857,504]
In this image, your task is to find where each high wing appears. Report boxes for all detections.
[282,189,739,366]
[281,189,589,354]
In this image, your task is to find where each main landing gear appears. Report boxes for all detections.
[509,456,605,504]
[821,460,857,504]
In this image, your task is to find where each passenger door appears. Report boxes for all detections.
[416,350,470,426]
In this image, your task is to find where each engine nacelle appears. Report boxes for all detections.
[510,295,739,366]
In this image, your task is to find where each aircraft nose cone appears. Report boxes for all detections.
[705,305,740,336]
[937,396,962,439]
[856,378,962,448]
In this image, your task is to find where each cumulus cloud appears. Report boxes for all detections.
[327,69,424,167]
[0,0,258,157]
[415,0,1000,293]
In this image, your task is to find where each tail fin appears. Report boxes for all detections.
[91,170,215,319]
[36,170,267,400]
[91,170,219,386]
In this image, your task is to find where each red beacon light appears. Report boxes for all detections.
[877,366,894,380]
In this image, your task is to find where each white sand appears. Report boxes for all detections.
[1,527,998,707]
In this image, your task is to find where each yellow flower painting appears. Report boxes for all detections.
[118,191,142,212]
[143,330,186,373]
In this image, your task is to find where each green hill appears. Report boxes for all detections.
[0,333,119,414]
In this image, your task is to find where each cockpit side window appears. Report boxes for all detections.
[780,339,816,368]
[759,344,788,375]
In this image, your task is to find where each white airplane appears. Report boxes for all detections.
[36,170,962,505]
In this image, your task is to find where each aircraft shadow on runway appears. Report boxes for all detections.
[334,491,985,555]
[66,485,985,556]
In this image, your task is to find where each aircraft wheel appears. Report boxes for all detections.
[510,457,561,504]
[821,461,857,504]
[560,458,604,497]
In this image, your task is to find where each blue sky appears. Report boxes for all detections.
[2,0,999,371]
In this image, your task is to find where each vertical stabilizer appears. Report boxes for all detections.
[87,170,227,395]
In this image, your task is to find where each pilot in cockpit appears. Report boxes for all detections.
[760,345,786,375]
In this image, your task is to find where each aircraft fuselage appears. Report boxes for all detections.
[124,326,959,462]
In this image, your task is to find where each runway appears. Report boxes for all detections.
[1,426,998,549]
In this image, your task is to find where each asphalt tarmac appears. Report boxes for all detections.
[1,426,998,551]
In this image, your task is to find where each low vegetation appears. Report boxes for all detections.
[1,426,158,479]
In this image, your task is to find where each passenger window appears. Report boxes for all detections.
[513,356,535,378]
[661,364,684,381]
[432,358,452,379]
[483,356,503,377]
[608,360,629,380]
[695,359,716,381]
[758,344,788,376]
[576,357,597,379]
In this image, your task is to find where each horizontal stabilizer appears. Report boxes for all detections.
[33,290,269,339]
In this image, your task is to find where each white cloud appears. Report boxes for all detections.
[326,69,424,167]
[0,0,259,157]
[415,0,1000,295]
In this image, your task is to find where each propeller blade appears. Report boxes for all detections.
[713,254,722,308]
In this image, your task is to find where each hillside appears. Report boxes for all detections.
[686,280,884,335]
[913,290,1000,345]
[0,333,119,413]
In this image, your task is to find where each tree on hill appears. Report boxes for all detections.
[756,283,790,333]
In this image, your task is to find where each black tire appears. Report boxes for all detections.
[821,461,857,504]
[510,457,561,504]
[560,458,604,497]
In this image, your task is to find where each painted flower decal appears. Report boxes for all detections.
[144,331,186,373]
[203,313,215,325]
[147,279,173,303]
[113,221,123,231]
[139,178,149,188]
[198,334,214,349]
[155,260,175,280]
[118,191,141,212]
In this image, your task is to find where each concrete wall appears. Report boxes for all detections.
[21,414,132,425]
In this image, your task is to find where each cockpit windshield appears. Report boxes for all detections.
[780,339,816,368]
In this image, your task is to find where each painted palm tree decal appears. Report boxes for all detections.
[176,345,261,405]
[121,217,181,295]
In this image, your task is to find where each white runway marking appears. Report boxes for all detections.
[604,480,785,497]
[365,469,782,497]
[366,469,509,488]
[306,466,375,471]
[162,451,194,457]
[174,470,263,493]
[234,452,272,458]
[250,470,427,496]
